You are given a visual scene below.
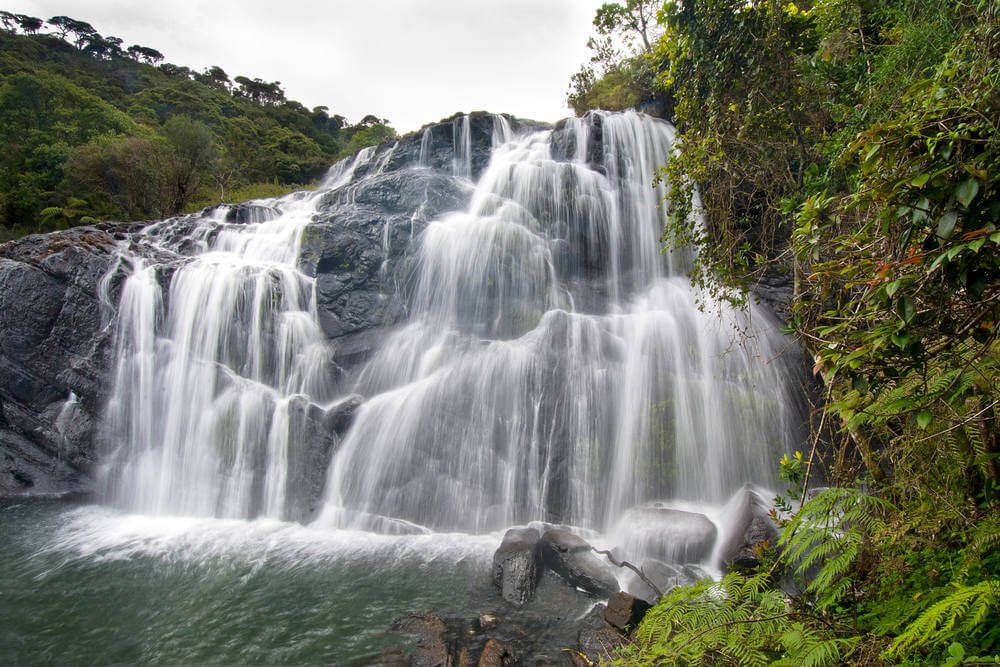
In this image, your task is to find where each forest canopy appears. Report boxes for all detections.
[0,14,395,238]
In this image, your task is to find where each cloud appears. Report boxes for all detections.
[7,0,605,132]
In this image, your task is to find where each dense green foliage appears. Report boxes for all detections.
[0,16,394,238]
[573,1,999,664]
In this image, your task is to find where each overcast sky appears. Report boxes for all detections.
[5,0,607,133]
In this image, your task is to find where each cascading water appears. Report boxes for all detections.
[99,110,805,545]
[317,112,805,535]
[99,154,372,519]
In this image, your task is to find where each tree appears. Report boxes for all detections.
[0,11,16,33]
[63,134,174,220]
[233,76,285,105]
[46,15,75,39]
[126,45,164,65]
[162,115,218,211]
[82,34,124,59]
[566,1,662,114]
[14,14,43,34]
[593,0,662,53]
[46,16,99,49]
[159,63,192,78]
[196,65,230,90]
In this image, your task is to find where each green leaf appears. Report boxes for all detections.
[955,180,979,208]
[885,280,902,298]
[910,172,930,187]
[891,332,910,349]
[897,296,916,324]
[936,211,959,240]
[916,411,932,429]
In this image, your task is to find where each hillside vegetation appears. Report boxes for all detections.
[572,1,999,664]
[0,13,394,240]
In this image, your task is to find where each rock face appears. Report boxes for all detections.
[538,528,620,597]
[719,484,780,572]
[0,224,136,496]
[491,527,541,606]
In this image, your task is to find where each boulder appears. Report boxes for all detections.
[491,527,541,606]
[574,604,625,665]
[477,638,515,667]
[718,485,780,572]
[603,591,652,632]
[538,528,620,597]
[625,559,697,604]
[614,505,718,563]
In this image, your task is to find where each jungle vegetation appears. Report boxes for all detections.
[570,0,999,664]
[0,13,395,240]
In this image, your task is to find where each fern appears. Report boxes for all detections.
[779,487,892,610]
[613,572,855,666]
[886,579,1000,659]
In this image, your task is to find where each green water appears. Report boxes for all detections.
[1,498,554,665]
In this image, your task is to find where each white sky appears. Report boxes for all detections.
[5,0,607,133]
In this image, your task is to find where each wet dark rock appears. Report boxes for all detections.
[603,591,651,632]
[492,526,542,606]
[719,484,780,572]
[575,604,625,664]
[616,504,718,563]
[0,225,128,496]
[476,638,515,667]
[325,393,365,435]
[299,166,470,341]
[753,265,796,323]
[283,398,342,522]
[221,202,280,224]
[539,528,620,597]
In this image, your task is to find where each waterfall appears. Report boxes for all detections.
[100,111,805,538]
[452,114,472,179]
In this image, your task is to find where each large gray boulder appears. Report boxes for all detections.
[491,527,541,606]
[538,528,620,597]
[614,504,718,563]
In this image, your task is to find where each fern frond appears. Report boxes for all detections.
[887,579,1000,658]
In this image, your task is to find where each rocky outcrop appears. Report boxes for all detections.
[0,224,137,496]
